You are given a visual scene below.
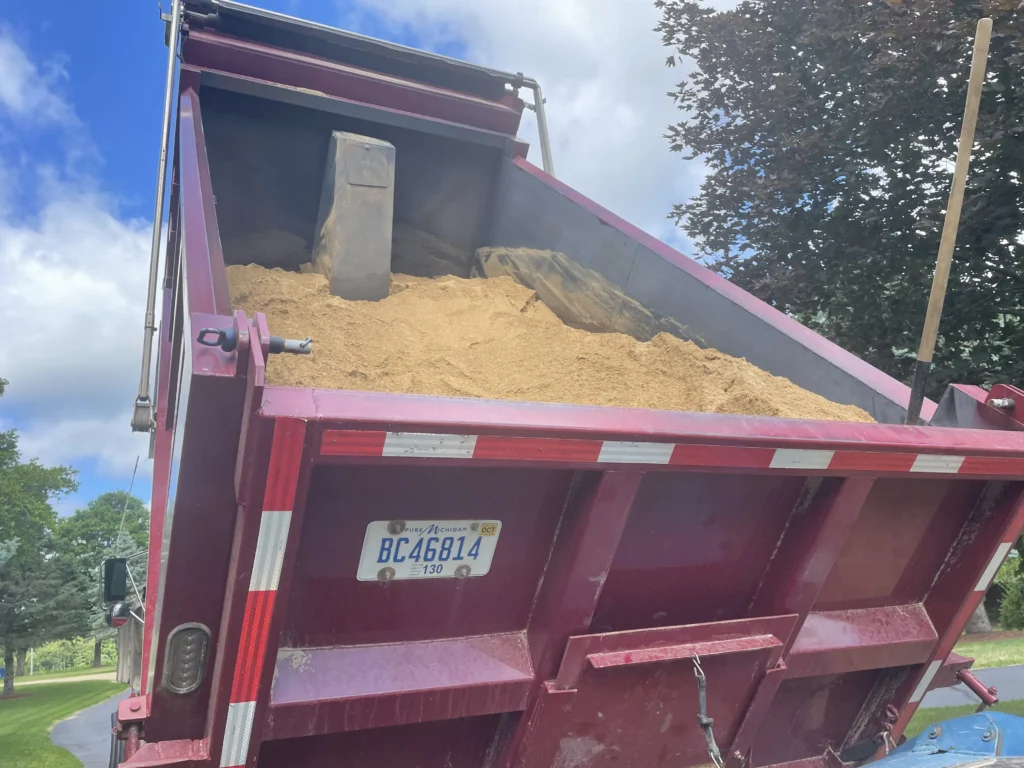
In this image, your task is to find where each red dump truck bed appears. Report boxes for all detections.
[119,2,1024,767]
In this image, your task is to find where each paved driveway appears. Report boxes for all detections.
[51,689,130,768]
[922,664,1024,708]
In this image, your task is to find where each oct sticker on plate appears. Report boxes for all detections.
[357,520,502,582]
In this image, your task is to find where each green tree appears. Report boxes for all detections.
[55,491,149,666]
[657,0,1024,397]
[0,379,80,695]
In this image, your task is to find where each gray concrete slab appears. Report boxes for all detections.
[922,665,1024,708]
[51,689,129,768]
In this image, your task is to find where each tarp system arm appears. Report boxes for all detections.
[133,0,183,432]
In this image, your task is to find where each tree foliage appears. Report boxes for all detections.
[55,491,149,574]
[0,378,83,695]
[55,491,149,653]
[657,0,1024,395]
[34,636,117,673]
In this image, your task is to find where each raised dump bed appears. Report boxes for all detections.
[124,2,1024,767]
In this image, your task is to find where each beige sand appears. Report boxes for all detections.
[227,264,872,422]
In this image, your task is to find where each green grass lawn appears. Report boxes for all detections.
[954,635,1024,669]
[17,665,117,683]
[0,680,126,767]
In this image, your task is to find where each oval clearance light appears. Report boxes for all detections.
[162,623,211,694]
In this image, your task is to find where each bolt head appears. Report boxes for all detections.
[928,726,941,739]
[129,700,141,712]
[387,520,406,535]
[377,567,396,583]
[982,730,995,742]
[454,564,471,579]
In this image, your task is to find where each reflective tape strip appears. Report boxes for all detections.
[911,454,966,474]
[230,589,276,703]
[828,451,918,473]
[909,660,943,704]
[960,455,1024,476]
[249,511,291,592]
[220,700,256,767]
[976,542,1013,592]
[220,420,304,766]
[598,441,675,465]
[321,429,387,457]
[318,430,1024,478]
[770,449,835,470]
[473,435,601,462]
[382,432,478,459]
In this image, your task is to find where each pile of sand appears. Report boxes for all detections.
[226,264,872,422]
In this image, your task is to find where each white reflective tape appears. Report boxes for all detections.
[909,660,942,703]
[597,441,675,465]
[220,700,256,767]
[911,454,965,474]
[975,542,1013,592]
[382,432,478,459]
[770,449,835,470]
[249,511,291,592]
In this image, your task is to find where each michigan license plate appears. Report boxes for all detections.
[356,520,502,582]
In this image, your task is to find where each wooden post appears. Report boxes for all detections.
[905,18,992,425]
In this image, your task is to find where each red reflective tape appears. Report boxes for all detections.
[320,429,387,457]
[669,444,775,468]
[828,451,917,473]
[472,435,603,462]
[230,589,276,703]
[264,419,306,510]
[959,456,1024,477]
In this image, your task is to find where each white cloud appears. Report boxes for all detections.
[0,183,153,482]
[0,177,153,475]
[343,0,720,247]
[0,2,725,492]
[0,29,152,485]
[0,26,73,124]
[18,413,148,479]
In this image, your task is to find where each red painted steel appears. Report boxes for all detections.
[212,418,307,768]
[320,427,1024,478]
[182,31,524,136]
[787,605,938,678]
[267,632,533,739]
[127,8,1024,768]
[284,388,1024,464]
[177,89,231,317]
[126,725,142,760]
[933,652,974,689]
[958,668,999,707]
[516,617,795,768]
[586,635,782,669]
[989,383,1024,428]
[122,738,208,766]
[282,464,572,647]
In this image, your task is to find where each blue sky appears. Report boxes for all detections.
[0,0,706,515]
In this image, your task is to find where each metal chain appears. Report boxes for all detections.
[693,655,724,768]
[877,704,900,755]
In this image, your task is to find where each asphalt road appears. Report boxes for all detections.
[921,664,1024,708]
[51,689,130,768]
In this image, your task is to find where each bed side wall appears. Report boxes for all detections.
[489,159,916,425]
